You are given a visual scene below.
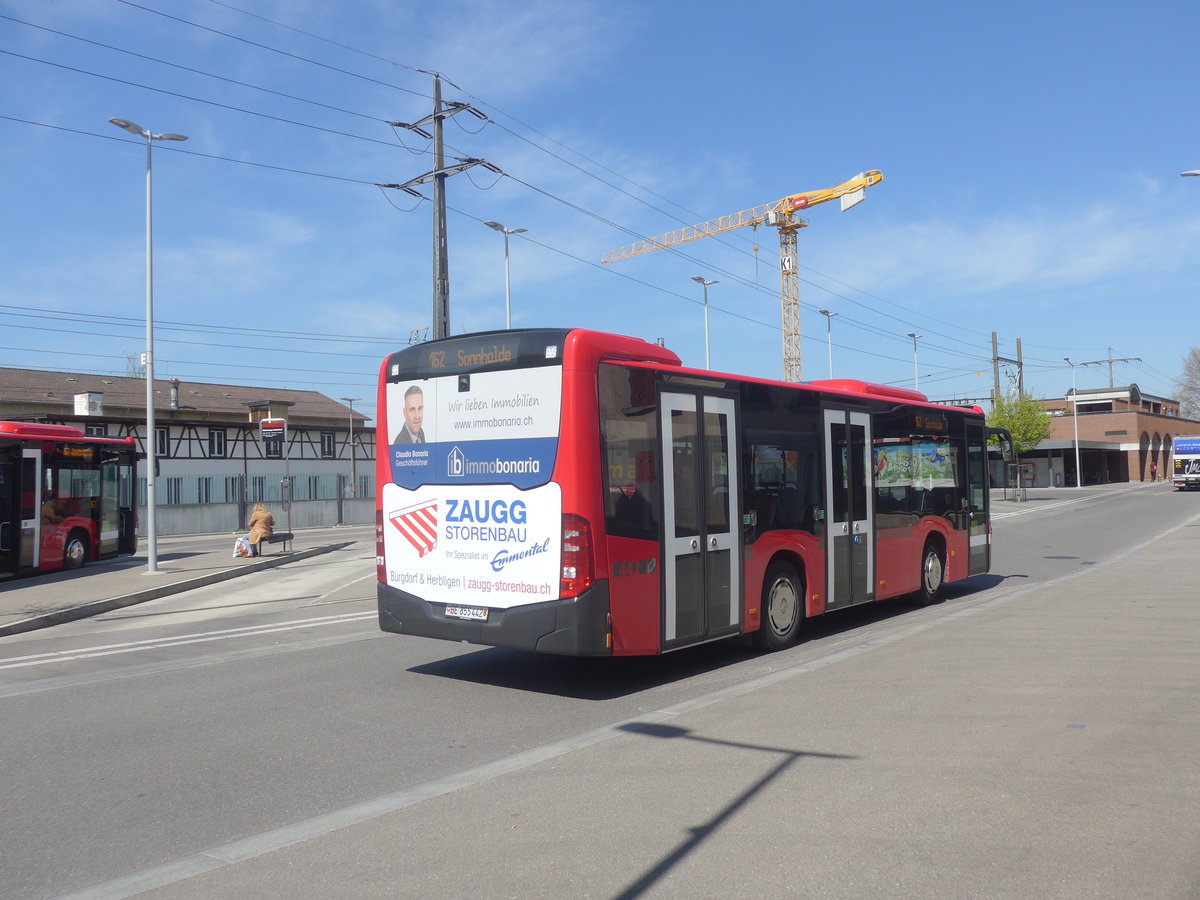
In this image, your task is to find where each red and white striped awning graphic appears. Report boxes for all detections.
[389,500,438,558]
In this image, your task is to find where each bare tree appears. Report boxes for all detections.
[1178,348,1200,419]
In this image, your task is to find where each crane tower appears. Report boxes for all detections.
[603,170,883,382]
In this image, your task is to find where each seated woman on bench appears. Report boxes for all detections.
[247,503,275,557]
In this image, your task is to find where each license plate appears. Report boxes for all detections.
[445,605,488,621]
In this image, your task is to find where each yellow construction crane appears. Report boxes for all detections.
[602,170,883,382]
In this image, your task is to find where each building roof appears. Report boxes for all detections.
[0,367,370,427]
[1064,383,1172,405]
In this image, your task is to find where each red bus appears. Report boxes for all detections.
[375,329,997,656]
[1,422,138,580]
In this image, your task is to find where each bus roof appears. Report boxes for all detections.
[614,359,984,416]
[382,328,983,416]
[0,421,136,447]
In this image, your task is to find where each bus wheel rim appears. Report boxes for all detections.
[924,551,942,594]
[767,577,797,635]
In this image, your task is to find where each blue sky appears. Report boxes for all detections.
[3,0,1199,425]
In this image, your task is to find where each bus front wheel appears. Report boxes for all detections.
[755,561,803,652]
[917,541,944,605]
[64,530,90,570]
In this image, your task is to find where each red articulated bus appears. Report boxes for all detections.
[1,422,138,580]
[375,329,997,656]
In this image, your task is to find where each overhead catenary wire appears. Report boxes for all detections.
[102,0,1007,354]
[3,7,1174,400]
[0,49,422,152]
[0,113,1120,393]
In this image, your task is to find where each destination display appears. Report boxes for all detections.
[384,330,568,379]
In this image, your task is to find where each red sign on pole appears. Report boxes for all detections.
[260,417,287,442]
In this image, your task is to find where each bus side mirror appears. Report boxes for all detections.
[999,434,1014,462]
[988,428,1015,462]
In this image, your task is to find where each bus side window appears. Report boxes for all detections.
[599,364,661,541]
[745,437,818,537]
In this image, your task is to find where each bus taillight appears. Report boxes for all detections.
[560,514,594,598]
[375,510,386,580]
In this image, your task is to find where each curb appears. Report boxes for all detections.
[0,541,357,638]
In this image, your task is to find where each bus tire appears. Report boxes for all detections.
[917,539,944,605]
[755,561,803,652]
[64,530,90,570]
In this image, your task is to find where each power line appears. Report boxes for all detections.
[0,304,407,345]
[169,0,1001,354]
[0,116,384,186]
[0,49,416,151]
[0,14,385,124]
[3,14,1087,393]
[114,0,431,98]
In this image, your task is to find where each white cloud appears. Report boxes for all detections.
[833,203,1200,296]
[417,0,619,102]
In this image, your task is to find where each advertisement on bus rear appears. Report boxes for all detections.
[381,481,562,608]
[386,367,561,490]
[382,365,564,607]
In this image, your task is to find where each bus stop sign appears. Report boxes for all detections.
[260,417,287,442]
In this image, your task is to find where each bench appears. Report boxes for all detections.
[257,532,294,554]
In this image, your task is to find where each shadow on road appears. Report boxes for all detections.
[408,641,762,700]
[407,576,1007,700]
[610,722,857,898]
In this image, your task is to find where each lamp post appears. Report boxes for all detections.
[483,221,527,328]
[691,276,718,368]
[818,309,838,379]
[906,332,922,391]
[109,117,187,574]
[340,397,360,497]
[1064,357,1082,488]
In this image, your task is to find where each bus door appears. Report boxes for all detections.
[99,454,122,557]
[659,390,742,649]
[966,421,990,574]
[118,455,137,556]
[823,408,874,608]
[0,445,20,578]
[20,448,42,571]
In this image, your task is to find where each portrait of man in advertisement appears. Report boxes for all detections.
[394,384,426,444]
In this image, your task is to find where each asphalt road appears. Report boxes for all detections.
[1,483,1197,899]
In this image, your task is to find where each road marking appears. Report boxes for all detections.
[58,509,1200,900]
[0,611,375,670]
[0,633,379,701]
[991,488,1126,519]
[304,572,377,606]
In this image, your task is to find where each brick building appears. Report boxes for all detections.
[1020,384,1198,487]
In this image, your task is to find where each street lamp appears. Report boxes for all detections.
[1182,171,1200,176]
[818,309,838,379]
[1064,357,1082,488]
[483,221,527,328]
[340,397,360,497]
[691,276,718,368]
[906,332,922,391]
[109,117,187,574]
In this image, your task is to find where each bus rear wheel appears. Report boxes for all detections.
[755,561,803,652]
[917,541,944,605]
[64,530,90,570]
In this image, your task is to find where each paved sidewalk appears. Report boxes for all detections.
[0,525,371,638]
